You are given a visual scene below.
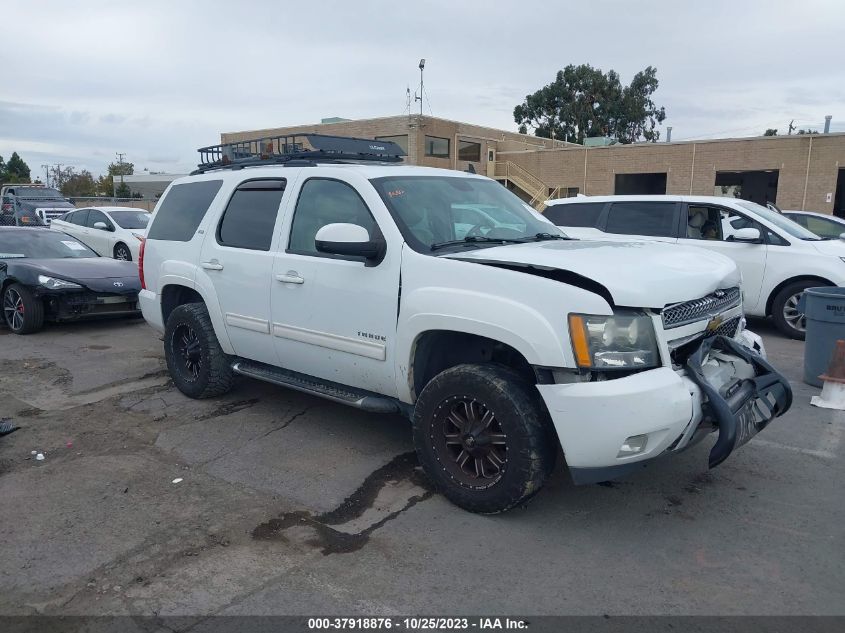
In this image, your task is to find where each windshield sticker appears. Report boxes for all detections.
[61,240,87,251]
[0,253,26,258]
[387,188,405,198]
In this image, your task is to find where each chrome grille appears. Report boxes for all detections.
[662,287,741,329]
[707,315,741,338]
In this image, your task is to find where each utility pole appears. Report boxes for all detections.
[115,152,126,199]
[41,164,50,187]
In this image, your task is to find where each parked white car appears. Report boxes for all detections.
[137,134,792,513]
[544,195,845,339]
[782,210,845,240]
[51,207,150,261]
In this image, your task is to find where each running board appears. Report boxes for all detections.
[231,360,401,414]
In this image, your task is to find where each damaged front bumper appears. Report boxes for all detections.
[537,332,792,484]
[684,335,792,468]
[37,288,141,321]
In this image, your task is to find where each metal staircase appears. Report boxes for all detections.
[492,161,560,210]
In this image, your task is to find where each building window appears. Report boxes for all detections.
[458,140,481,162]
[375,135,408,155]
[424,136,450,158]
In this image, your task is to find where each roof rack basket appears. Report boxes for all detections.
[194,133,406,173]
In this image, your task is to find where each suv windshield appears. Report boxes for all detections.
[109,210,150,229]
[371,176,563,251]
[736,200,822,240]
[14,187,65,199]
[0,230,97,259]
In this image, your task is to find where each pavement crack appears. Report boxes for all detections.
[259,406,311,438]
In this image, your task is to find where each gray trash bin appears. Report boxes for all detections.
[800,286,845,387]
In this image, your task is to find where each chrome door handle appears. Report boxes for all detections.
[275,272,304,284]
[201,261,224,270]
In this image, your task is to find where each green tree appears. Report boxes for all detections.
[763,128,778,136]
[514,64,666,144]
[61,169,97,197]
[101,160,134,197]
[798,129,819,135]
[115,181,131,198]
[6,152,31,180]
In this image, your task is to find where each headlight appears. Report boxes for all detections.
[38,275,82,290]
[568,311,659,370]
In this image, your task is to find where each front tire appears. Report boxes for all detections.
[164,303,234,398]
[413,364,556,514]
[114,243,132,261]
[3,283,44,334]
[771,281,826,340]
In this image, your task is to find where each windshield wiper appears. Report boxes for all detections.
[520,232,576,242]
[430,236,526,251]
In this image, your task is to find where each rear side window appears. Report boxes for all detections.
[217,179,286,251]
[71,209,89,226]
[606,202,677,237]
[147,180,223,241]
[543,202,605,228]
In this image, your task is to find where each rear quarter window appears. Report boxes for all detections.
[147,180,223,241]
[543,202,605,227]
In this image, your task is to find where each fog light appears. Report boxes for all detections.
[617,434,648,457]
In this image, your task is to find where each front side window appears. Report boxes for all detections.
[147,180,223,242]
[458,140,481,162]
[288,179,377,255]
[686,205,723,240]
[371,175,561,252]
[218,179,286,251]
[424,136,450,158]
[605,202,677,237]
[86,210,111,229]
[802,215,844,239]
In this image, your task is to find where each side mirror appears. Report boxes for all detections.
[839,232,845,242]
[93,221,113,231]
[315,223,385,263]
[727,227,762,243]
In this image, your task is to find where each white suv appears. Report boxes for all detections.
[544,195,845,339]
[138,135,791,513]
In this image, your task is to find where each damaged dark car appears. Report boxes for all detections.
[0,227,141,334]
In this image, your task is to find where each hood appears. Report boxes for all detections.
[17,199,74,212]
[443,239,740,308]
[19,258,140,294]
[808,238,845,257]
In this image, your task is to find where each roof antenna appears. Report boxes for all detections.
[406,86,411,117]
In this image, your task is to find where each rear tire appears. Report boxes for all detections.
[114,243,132,261]
[164,303,234,398]
[771,280,827,340]
[413,363,556,514]
[2,283,44,334]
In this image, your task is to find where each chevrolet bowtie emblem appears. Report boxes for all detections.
[706,314,724,333]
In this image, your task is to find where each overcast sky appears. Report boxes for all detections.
[2,0,843,179]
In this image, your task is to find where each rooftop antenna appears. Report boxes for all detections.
[414,58,425,117]
[406,85,411,117]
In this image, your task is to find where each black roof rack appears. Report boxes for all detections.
[192,133,406,174]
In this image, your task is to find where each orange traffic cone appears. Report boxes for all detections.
[811,340,845,410]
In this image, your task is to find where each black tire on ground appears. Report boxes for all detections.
[164,302,234,399]
[771,280,828,340]
[2,283,45,334]
[114,243,132,261]
[413,363,556,514]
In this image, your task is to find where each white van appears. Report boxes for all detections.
[544,195,845,338]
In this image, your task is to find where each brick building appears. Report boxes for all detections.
[222,115,845,216]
